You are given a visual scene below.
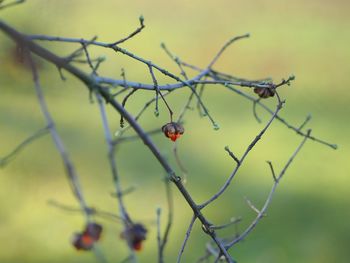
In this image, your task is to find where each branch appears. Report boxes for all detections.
[200,97,284,208]
[159,178,174,260]
[207,33,250,68]
[0,126,49,167]
[26,51,107,262]
[0,20,233,262]
[108,15,145,47]
[226,130,311,249]
[96,94,137,261]
[176,214,196,263]
[223,83,337,149]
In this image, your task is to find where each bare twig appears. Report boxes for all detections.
[226,130,311,249]
[0,126,49,167]
[223,83,337,149]
[266,161,277,182]
[298,114,312,131]
[27,52,90,217]
[26,52,107,263]
[47,199,122,221]
[210,217,242,231]
[208,33,250,68]
[148,64,173,120]
[200,98,284,208]
[108,15,145,47]
[156,207,162,263]
[120,89,137,128]
[224,146,240,165]
[159,178,174,260]
[252,98,262,123]
[245,197,265,216]
[177,214,196,263]
[96,93,137,261]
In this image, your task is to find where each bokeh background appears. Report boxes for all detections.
[1,0,349,262]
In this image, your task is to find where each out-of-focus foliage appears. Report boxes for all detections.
[0,1,349,262]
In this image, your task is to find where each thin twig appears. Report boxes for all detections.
[108,15,145,47]
[226,130,311,249]
[159,178,174,260]
[223,83,337,149]
[160,42,188,79]
[0,126,49,167]
[200,98,284,208]
[148,64,173,120]
[252,98,262,123]
[176,214,196,263]
[298,114,312,131]
[207,33,250,68]
[156,207,162,263]
[266,161,277,182]
[96,94,136,262]
[120,89,137,128]
[27,51,107,263]
[210,217,242,230]
[27,52,90,217]
[224,146,240,165]
[245,197,265,215]
[47,199,122,221]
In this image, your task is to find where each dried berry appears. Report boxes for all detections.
[72,233,94,250]
[254,87,275,98]
[162,122,184,142]
[121,223,147,251]
[85,222,102,241]
[72,222,103,250]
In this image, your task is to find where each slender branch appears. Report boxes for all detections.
[266,161,277,182]
[223,83,337,149]
[120,89,137,128]
[224,146,240,165]
[27,52,91,217]
[245,197,265,216]
[156,207,162,263]
[160,42,188,79]
[47,199,122,221]
[108,15,145,47]
[200,98,283,208]
[176,214,197,263]
[210,217,242,231]
[298,114,312,131]
[226,130,311,249]
[159,178,174,260]
[148,64,173,120]
[252,98,262,123]
[0,126,49,167]
[26,51,108,263]
[207,33,250,68]
[95,76,284,91]
[96,94,137,262]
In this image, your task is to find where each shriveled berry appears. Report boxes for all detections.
[162,122,184,142]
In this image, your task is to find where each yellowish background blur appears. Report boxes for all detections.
[1,0,349,262]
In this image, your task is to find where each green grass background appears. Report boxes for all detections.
[0,0,349,262]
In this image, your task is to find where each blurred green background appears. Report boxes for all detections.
[1,0,349,262]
